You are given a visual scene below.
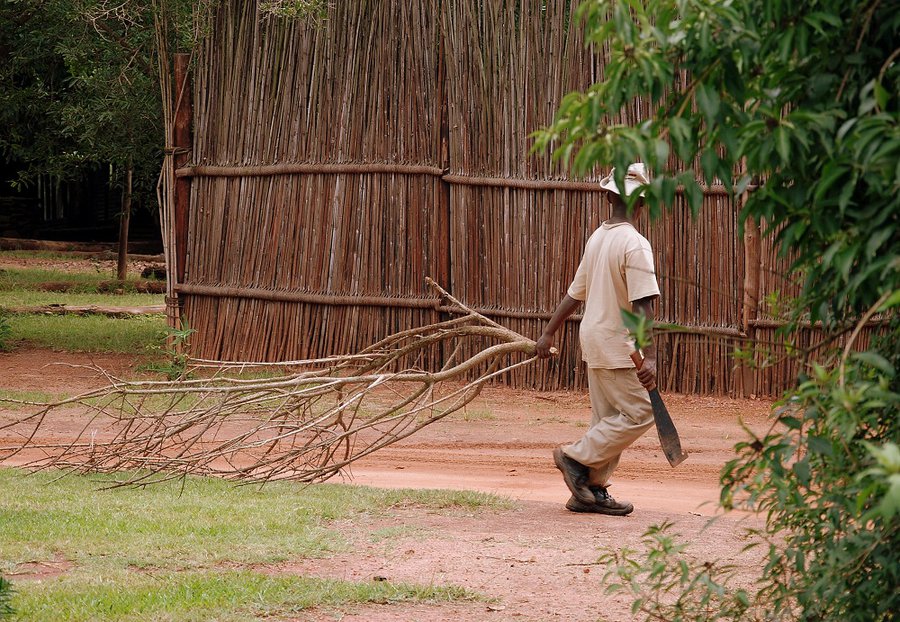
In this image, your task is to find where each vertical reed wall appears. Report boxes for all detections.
[175,0,866,396]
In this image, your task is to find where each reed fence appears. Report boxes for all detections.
[167,0,875,397]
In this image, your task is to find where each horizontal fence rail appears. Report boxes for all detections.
[175,163,747,195]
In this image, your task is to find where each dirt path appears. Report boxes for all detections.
[0,349,773,621]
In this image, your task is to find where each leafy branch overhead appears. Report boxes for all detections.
[534,0,898,326]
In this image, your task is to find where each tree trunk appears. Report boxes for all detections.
[116,159,133,281]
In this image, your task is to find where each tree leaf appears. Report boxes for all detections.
[807,436,833,456]
[683,177,703,216]
[878,289,900,311]
[775,127,790,165]
[669,116,693,161]
[852,351,896,377]
[874,81,889,110]
[700,148,719,184]
[865,227,893,258]
[696,83,720,125]
[792,459,811,486]
[654,138,670,166]
[814,163,848,203]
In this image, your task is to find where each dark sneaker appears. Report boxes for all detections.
[552,447,594,505]
[589,486,634,516]
[564,490,634,516]
[565,495,600,513]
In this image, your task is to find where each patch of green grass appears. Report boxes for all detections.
[455,408,496,422]
[6,314,166,353]
[0,311,10,352]
[16,570,476,622]
[0,251,94,261]
[0,268,163,301]
[0,389,68,409]
[0,268,126,289]
[0,468,496,621]
[0,290,163,308]
[0,469,512,572]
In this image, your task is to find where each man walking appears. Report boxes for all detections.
[536,163,660,516]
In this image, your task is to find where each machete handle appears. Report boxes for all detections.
[629,351,657,391]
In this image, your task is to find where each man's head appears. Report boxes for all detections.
[598,162,648,218]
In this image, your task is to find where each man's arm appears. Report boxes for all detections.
[535,294,581,358]
[632,295,659,389]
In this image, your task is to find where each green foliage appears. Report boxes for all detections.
[536,1,900,620]
[859,441,900,522]
[534,0,899,327]
[621,307,654,350]
[0,0,330,231]
[0,0,161,204]
[142,320,195,379]
[722,317,900,622]
[0,575,12,619]
[599,522,763,622]
[0,310,11,352]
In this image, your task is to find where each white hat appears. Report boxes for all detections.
[598,163,649,197]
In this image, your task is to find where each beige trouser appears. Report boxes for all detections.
[563,367,655,487]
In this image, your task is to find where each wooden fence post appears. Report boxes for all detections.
[174,53,192,291]
[740,167,761,397]
[435,12,451,294]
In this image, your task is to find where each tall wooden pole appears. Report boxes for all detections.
[173,53,192,289]
[116,157,133,281]
[740,161,761,397]
[436,16,451,292]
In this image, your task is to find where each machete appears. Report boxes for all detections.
[630,351,688,467]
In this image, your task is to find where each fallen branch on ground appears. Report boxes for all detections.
[0,279,540,487]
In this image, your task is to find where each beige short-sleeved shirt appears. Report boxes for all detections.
[567,221,660,369]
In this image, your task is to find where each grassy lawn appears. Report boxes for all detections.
[0,290,163,308]
[0,255,166,354]
[5,314,166,353]
[0,268,160,292]
[0,468,507,621]
[0,267,164,308]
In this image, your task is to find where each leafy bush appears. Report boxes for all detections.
[0,575,13,618]
[600,522,764,622]
[722,315,900,622]
[141,321,196,379]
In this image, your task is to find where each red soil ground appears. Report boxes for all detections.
[1,348,774,622]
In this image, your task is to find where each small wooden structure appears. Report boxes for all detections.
[161,1,873,396]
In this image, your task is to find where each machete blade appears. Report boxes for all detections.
[649,388,688,467]
[630,351,689,468]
